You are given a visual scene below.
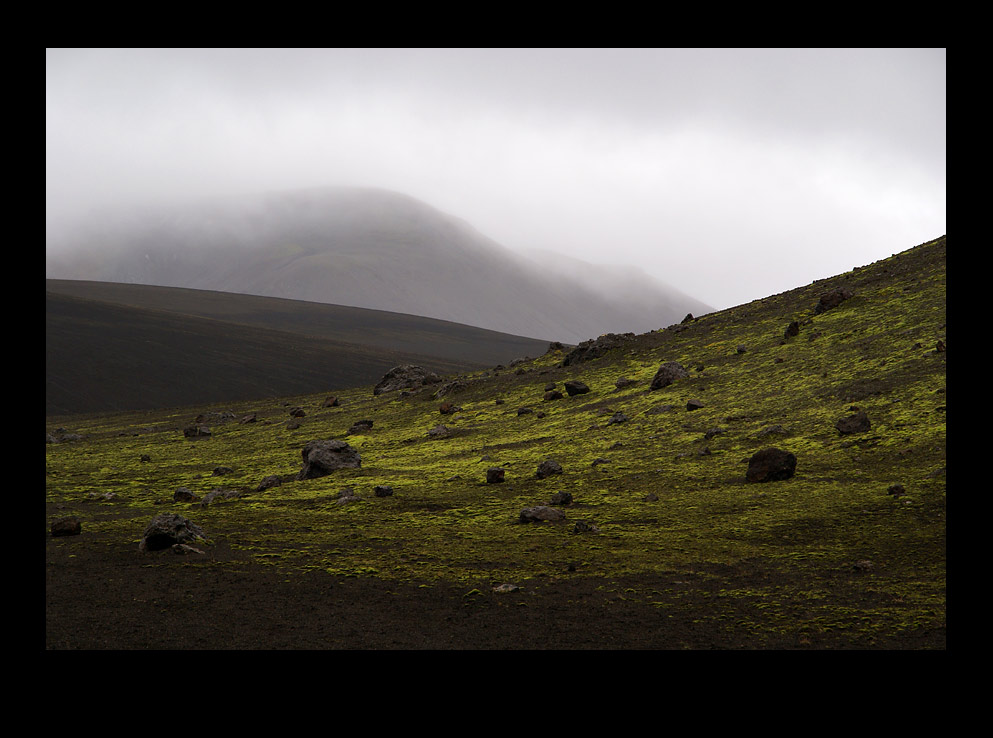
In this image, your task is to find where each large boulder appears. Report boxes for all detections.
[297,439,362,480]
[139,513,207,551]
[564,380,590,396]
[650,361,689,391]
[373,365,442,395]
[745,448,797,483]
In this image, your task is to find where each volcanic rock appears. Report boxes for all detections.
[297,439,362,480]
[373,365,442,395]
[139,513,207,552]
[650,361,689,390]
[564,380,590,396]
[536,459,563,479]
[836,410,871,435]
[745,448,797,483]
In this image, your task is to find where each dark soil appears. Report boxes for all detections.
[46,503,945,650]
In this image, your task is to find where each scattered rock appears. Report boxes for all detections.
[183,425,211,440]
[347,419,374,434]
[297,439,362,480]
[519,506,565,523]
[174,487,200,503]
[374,485,394,497]
[544,390,564,401]
[439,402,459,415]
[852,559,874,573]
[756,424,789,438]
[704,427,725,440]
[887,484,906,497]
[650,361,689,391]
[591,457,610,466]
[606,411,629,425]
[289,407,306,418]
[322,396,340,407]
[139,513,207,552]
[50,516,82,537]
[536,459,563,479]
[736,344,747,354]
[564,380,590,396]
[201,488,242,506]
[615,377,637,389]
[836,410,871,435]
[373,365,442,395]
[212,466,233,476]
[643,493,659,502]
[549,491,573,505]
[517,407,534,415]
[239,413,257,424]
[815,287,854,314]
[493,583,521,593]
[746,448,797,483]
[140,454,151,463]
[686,399,705,411]
[435,379,470,398]
[572,520,600,534]
[336,487,361,505]
[256,474,287,492]
[486,467,505,484]
[428,424,451,438]
[784,321,800,339]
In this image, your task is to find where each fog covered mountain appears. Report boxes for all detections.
[46,187,713,344]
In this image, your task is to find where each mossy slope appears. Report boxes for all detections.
[46,236,946,647]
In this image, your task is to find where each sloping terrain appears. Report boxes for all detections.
[46,290,502,416]
[45,236,946,649]
[46,280,552,415]
[45,187,714,343]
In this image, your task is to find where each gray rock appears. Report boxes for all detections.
[297,439,362,480]
[519,506,566,523]
[650,361,689,391]
[536,459,563,479]
[139,513,206,552]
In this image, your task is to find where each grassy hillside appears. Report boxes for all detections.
[45,236,946,649]
[46,282,552,416]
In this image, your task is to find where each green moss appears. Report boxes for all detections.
[46,236,946,643]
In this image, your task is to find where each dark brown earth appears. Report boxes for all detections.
[46,502,945,650]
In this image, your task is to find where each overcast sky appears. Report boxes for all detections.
[46,48,945,310]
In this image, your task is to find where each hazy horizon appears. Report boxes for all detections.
[46,48,946,311]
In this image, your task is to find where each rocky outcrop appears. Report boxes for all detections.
[373,365,442,395]
[561,333,635,366]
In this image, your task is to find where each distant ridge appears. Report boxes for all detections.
[46,281,550,416]
[45,186,714,344]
